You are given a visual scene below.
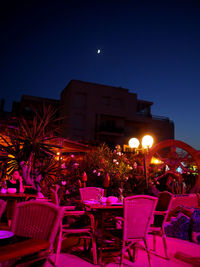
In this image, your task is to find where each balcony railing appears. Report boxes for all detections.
[136,112,171,122]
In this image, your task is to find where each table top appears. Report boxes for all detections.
[0,235,49,262]
[0,193,37,199]
[81,201,123,210]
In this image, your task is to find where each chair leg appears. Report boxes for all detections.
[83,239,87,251]
[162,232,169,259]
[152,233,156,251]
[120,241,125,267]
[128,243,136,262]
[98,244,103,265]
[87,239,92,252]
[91,235,97,265]
[128,247,132,262]
[143,238,151,267]
[55,228,62,266]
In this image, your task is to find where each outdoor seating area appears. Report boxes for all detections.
[0,189,200,266]
[0,109,200,266]
[46,235,200,267]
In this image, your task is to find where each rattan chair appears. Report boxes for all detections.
[99,195,158,267]
[10,200,63,266]
[149,191,173,259]
[55,210,97,265]
[50,185,96,265]
[79,187,104,201]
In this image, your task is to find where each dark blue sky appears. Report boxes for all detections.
[1,0,200,149]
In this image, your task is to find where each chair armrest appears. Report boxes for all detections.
[154,210,167,216]
[63,206,76,211]
[64,210,86,216]
[102,215,124,231]
[63,211,96,230]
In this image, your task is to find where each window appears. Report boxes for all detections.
[102,96,110,106]
[74,93,86,109]
[74,114,85,130]
[112,98,122,108]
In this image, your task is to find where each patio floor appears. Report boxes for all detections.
[46,235,200,267]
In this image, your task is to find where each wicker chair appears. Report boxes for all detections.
[10,200,63,266]
[50,184,76,210]
[79,187,104,201]
[50,185,96,265]
[99,195,158,267]
[55,210,97,265]
[149,191,173,259]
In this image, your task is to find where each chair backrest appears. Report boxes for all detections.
[11,200,63,249]
[0,199,7,220]
[156,191,173,211]
[154,191,173,227]
[79,187,104,201]
[123,195,158,241]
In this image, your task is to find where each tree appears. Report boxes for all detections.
[0,105,63,191]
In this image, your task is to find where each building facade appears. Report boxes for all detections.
[8,80,174,148]
[60,80,174,147]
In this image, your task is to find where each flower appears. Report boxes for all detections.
[61,180,66,186]
[61,163,66,169]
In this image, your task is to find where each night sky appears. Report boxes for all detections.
[1,0,200,149]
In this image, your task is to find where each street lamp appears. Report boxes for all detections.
[141,135,154,150]
[128,135,154,189]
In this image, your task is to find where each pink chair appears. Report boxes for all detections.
[99,195,158,266]
[10,200,63,266]
[50,184,76,212]
[149,191,173,259]
[55,210,97,265]
[50,185,96,265]
[79,187,104,201]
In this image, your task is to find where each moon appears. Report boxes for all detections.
[97,49,101,54]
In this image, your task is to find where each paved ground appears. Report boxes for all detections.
[46,235,200,267]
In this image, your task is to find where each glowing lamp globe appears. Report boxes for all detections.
[142,135,154,149]
[128,138,140,149]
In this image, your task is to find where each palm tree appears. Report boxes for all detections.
[0,105,63,189]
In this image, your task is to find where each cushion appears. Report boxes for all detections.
[191,208,200,243]
[164,212,191,240]
[191,208,200,232]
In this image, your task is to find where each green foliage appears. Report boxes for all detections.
[0,111,154,200]
[58,144,149,199]
[0,105,62,189]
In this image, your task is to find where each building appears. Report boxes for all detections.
[60,80,174,147]
[12,95,60,118]
[7,80,174,148]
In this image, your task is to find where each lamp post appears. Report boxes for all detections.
[128,135,154,189]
